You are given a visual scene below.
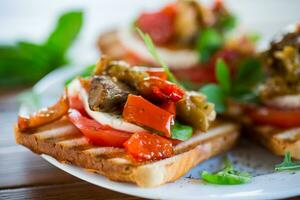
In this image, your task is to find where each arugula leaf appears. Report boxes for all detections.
[200,84,226,113]
[136,28,180,85]
[65,64,95,85]
[201,157,252,185]
[171,122,193,141]
[0,10,83,87]
[216,59,231,94]
[197,28,223,62]
[275,152,300,171]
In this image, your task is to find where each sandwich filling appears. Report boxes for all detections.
[245,25,300,128]
[220,25,300,129]
[18,57,216,162]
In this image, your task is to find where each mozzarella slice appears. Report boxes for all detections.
[67,79,146,133]
[264,94,300,109]
[118,27,199,69]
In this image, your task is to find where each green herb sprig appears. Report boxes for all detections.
[201,157,252,185]
[0,10,83,87]
[136,28,180,86]
[200,58,263,113]
[275,152,300,171]
[197,28,223,63]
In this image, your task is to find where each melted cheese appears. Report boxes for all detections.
[118,27,199,69]
[67,79,145,133]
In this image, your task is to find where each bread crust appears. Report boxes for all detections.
[250,126,300,160]
[15,117,239,187]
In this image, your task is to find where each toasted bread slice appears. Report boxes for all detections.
[250,126,300,160]
[14,117,239,187]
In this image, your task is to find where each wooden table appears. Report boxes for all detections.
[0,91,140,200]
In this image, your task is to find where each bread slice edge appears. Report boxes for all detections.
[14,119,239,187]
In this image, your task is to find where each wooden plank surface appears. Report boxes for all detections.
[0,182,140,200]
[0,95,140,200]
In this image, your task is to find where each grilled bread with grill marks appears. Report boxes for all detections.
[14,117,239,187]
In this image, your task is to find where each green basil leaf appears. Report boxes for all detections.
[171,122,193,141]
[197,28,223,62]
[200,84,226,113]
[45,10,83,55]
[0,43,49,86]
[201,157,252,185]
[216,59,231,93]
[275,152,300,171]
[234,58,263,89]
[201,170,251,185]
[0,10,83,87]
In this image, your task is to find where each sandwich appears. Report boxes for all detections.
[205,25,300,159]
[98,0,256,88]
[242,26,300,159]
[14,55,240,187]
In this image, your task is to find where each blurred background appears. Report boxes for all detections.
[0,0,300,92]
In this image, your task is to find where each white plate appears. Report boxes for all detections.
[19,66,300,200]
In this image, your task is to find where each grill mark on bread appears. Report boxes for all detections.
[14,117,239,187]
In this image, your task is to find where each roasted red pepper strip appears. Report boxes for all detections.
[123,94,173,137]
[137,67,167,80]
[139,77,184,103]
[124,131,173,162]
[160,101,176,115]
[68,94,89,117]
[68,109,132,147]
[18,94,69,132]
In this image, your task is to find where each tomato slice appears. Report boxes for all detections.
[247,106,300,128]
[124,132,173,162]
[68,94,89,117]
[123,95,174,137]
[137,7,175,45]
[18,94,69,131]
[139,77,184,103]
[68,109,132,147]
